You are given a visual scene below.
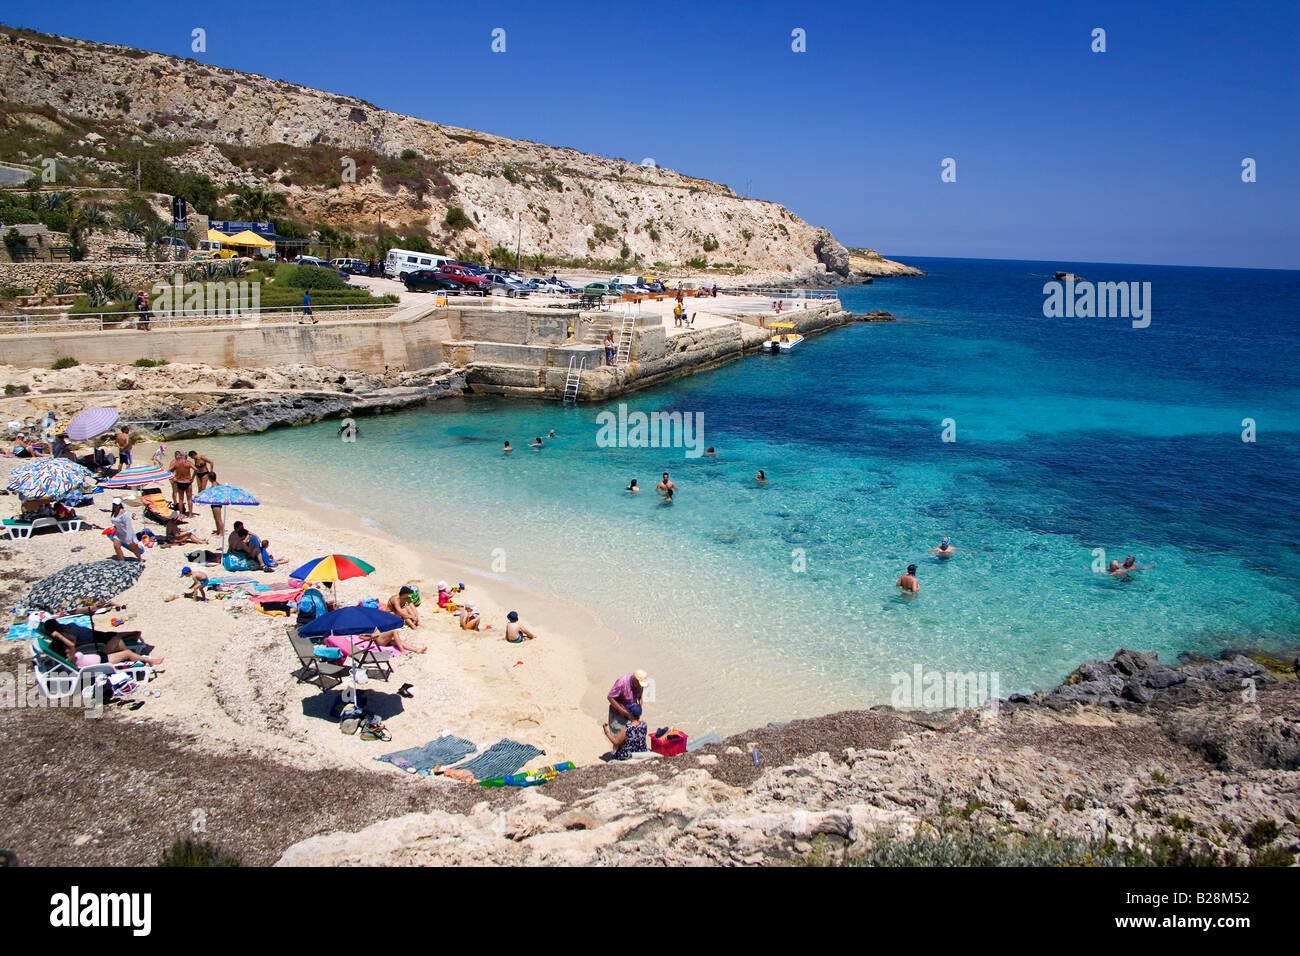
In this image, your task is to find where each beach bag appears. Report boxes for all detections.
[360,598,379,610]
[650,728,688,757]
[222,552,251,572]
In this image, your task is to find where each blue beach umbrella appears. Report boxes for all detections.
[7,458,93,500]
[193,484,260,507]
[298,605,404,638]
[65,407,120,441]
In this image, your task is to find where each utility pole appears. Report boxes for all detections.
[515,213,521,271]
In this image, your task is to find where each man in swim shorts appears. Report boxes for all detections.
[504,611,535,643]
[168,450,197,516]
[656,472,675,495]
[896,564,920,593]
[115,425,134,468]
[930,536,955,557]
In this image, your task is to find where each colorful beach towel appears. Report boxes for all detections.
[479,761,576,788]
[443,739,544,783]
[379,735,477,773]
[6,612,93,642]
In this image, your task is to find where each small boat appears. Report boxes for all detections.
[763,322,803,352]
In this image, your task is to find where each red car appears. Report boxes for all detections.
[436,265,488,294]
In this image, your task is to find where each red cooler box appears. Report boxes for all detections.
[650,728,688,756]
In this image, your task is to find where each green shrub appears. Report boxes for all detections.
[702,236,719,252]
[1251,846,1295,867]
[133,358,168,367]
[444,207,473,231]
[502,164,520,184]
[1245,819,1280,849]
[284,264,348,291]
[399,148,421,162]
[685,256,707,269]
[592,223,618,243]
[4,384,30,395]
[51,357,79,370]
[157,838,242,867]
[3,227,25,250]
[399,235,433,254]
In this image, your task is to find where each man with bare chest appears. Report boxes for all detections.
[168,450,197,516]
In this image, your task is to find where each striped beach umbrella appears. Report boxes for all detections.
[27,559,144,614]
[99,463,173,488]
[6,458,93,500]
[193,484,260,507]
[289,555,375,583]
[65,407,120,441]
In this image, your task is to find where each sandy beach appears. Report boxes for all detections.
[0,449,614,778]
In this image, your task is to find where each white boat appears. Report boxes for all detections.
[763,322,803,351]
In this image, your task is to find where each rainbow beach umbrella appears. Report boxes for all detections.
[65,407,120,442]
[99,463,173,488]
[290,554,375,583]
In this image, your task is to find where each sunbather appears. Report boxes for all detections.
[161,515,205,547]
[41,619,162,666]
[388,586,420,628]
[371,628,427,654]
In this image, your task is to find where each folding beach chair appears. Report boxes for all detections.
[287,627,349,691]
[30,636,155,702]
[348,637,393,682]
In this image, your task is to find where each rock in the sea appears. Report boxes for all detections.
[813,228,851,277]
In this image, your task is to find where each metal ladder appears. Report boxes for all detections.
[615,312,636,366]
[562,355,584,404]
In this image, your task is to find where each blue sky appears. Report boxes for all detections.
[6,0,1298,268]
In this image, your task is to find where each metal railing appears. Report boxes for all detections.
[0,301,403,334]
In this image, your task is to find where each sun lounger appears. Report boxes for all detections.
[3,517,82,539]
[288,627,349,691]
[30,636,155,702]
[140,490,178,524]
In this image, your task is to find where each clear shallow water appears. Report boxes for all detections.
[208,257,1300,735]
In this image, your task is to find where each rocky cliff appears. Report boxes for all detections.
[0,26,917,281]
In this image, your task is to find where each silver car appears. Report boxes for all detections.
[481,272,532,297]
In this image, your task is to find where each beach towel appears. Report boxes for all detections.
[379,735,477,773]
[479,762,576,788]
[444,739,544,783]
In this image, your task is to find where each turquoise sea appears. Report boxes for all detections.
[208,258,1300,734]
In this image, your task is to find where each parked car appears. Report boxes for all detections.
[435,264,489,294]
[402,269,461,293]
[481,272,532,298]
[297,257,349,281]
[196,239,239,259]
[450,261,486,275]
[550,277,577,293]
[332,258,368,275]
[159,236,190,260]
[582,282,613,298]
[527,278,567,294]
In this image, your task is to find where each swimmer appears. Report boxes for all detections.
[503,440,513,453]
[547,429,556,439]
[661,487,674,505]
[704,446,717,457]
[896,564,920,593]
[1107,560,1127,576]
[656,472,676,495]
[530,437,544,449]
[930,536,955,557]
[1122,555,1155,571]
[626,478,640,493]
[755,470,767,483]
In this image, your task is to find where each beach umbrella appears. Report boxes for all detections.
[6,458,93,500]
[27,559,144,614]
[65,407,120,441]
[298,604,403,639]
[290,555,375,583]
[193,484,260,507]
[99,463,173,488]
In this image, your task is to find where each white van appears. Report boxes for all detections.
[384,249,453,279]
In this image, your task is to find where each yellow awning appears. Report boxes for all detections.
[226,229,274,248]
[206,228,230,241]
[769,322,797,329]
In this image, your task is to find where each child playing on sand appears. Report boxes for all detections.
[458,602,481,630]
[180,566,209,601]
[504,611,535,643]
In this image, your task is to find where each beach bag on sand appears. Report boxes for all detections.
[223,552,252,572]
[650,728,688,757]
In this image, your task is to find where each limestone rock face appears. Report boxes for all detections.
[0,26,913,278]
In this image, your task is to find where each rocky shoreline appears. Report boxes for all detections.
[269,647,1299,867]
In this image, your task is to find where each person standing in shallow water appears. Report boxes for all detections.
[930,536,955,558]
[896,564,920,593]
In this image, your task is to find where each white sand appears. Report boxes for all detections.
[0,451,611,776]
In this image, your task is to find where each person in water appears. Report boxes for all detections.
[755,470,767,483]
[530,437,544,448]
[704,446,717,457]
[1122,555,1154,571]
[661,487,674,505]
[930,536,955,557]
[896,564,920,593]
[547,430,556,439]
[656,472,676,495]
[503,440,513,453]
[626,478,640,493]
